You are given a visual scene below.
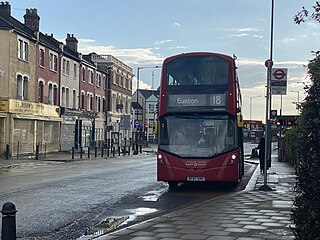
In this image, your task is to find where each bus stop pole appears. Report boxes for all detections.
[260,0,274,191]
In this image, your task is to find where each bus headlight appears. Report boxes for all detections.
[229,154,237,165]
[158,154,165,164]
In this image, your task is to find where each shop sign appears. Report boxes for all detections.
[0,99,9,112]
[9,99,60,117]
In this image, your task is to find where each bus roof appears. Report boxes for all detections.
[163,52,235,65]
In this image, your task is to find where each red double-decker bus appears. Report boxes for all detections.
[157,52,244,189]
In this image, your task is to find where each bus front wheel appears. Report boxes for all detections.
[168,181,178,191]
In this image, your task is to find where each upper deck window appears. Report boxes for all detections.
[166,55,230,86]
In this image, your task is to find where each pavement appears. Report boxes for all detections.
[0,144,297,240]
[93,149,296,240]
[0,144,158,173]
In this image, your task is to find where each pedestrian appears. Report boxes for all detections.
[256,136,265,172]
[172,127,187,145]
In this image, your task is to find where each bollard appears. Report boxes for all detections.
[35,144,39,160]
[17,142,19,159]
[1,202,17,240]
[140,145,142,154]
[128,147,130,155]
[88,147,91,159]
[95,147,97,158]
[101,147,104,157]
[107,146,110,158]
[80,147,83,159]
[250,148,259,158]
[72,147,75,159]
[5,144,9,160]
[133,143,138,155]
[113,147,115,157]
[118,146,120,156]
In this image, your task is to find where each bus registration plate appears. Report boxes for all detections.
[187,176,205,181]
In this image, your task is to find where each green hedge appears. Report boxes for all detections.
[283,127,299,166]
[291,54,320,239]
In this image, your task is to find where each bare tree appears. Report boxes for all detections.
[294,1,320,24]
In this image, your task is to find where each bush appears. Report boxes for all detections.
[291,54,320,239]
[283,126,299,166]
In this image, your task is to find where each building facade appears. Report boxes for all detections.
[132,89,159,144]
[0,3,61,155]
[89,53,133,149]
[0,2,138,157]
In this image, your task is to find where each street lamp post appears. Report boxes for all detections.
[134,65,161,154]
[292,90,300,114]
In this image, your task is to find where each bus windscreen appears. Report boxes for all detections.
[159,114,237,158]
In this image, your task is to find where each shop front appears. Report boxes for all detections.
[60,108,106,151]
[0,99,61,156]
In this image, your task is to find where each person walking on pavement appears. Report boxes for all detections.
[256,136,265,172]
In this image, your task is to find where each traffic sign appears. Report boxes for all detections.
[134,119,140,129]
[265,59,273,68]
[120,115,130,130]
[271,110,277,118]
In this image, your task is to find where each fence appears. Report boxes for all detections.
[0,141,137,160]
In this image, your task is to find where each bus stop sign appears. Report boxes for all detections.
[134,119,140,129]
[271,68,288,95]
[271,68,287,81]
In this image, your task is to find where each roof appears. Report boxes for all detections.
[0,14,36,40]
[138,89,159,99]
[132,102,143,110]
[82,54,97,68]
[39,32,61,52]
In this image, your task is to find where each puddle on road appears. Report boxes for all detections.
[78,207,158,240]
[139,190,164,202]
[78,189,166,239]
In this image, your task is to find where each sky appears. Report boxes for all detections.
[7,0,320,121]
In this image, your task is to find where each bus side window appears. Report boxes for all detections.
[159,120,169,145]
[168,75,175,85]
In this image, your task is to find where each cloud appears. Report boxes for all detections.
[172,22,181,28]
[78,40,164,66]
[78,40,165,92]
[237,27,262,32]
[229,33,250,38]
[253,34,264,39]
[78,38,96,44]
[227,27,264,39]
[153,39,173,46]
[236,58,307,67]
[168,45,187,50]
[280,38,296,44]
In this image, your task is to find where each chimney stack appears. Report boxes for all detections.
[24,8,40,32]
[65,33,78,52]
[0,2,11,18]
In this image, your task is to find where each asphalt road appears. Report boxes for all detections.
[0,142,258,240]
